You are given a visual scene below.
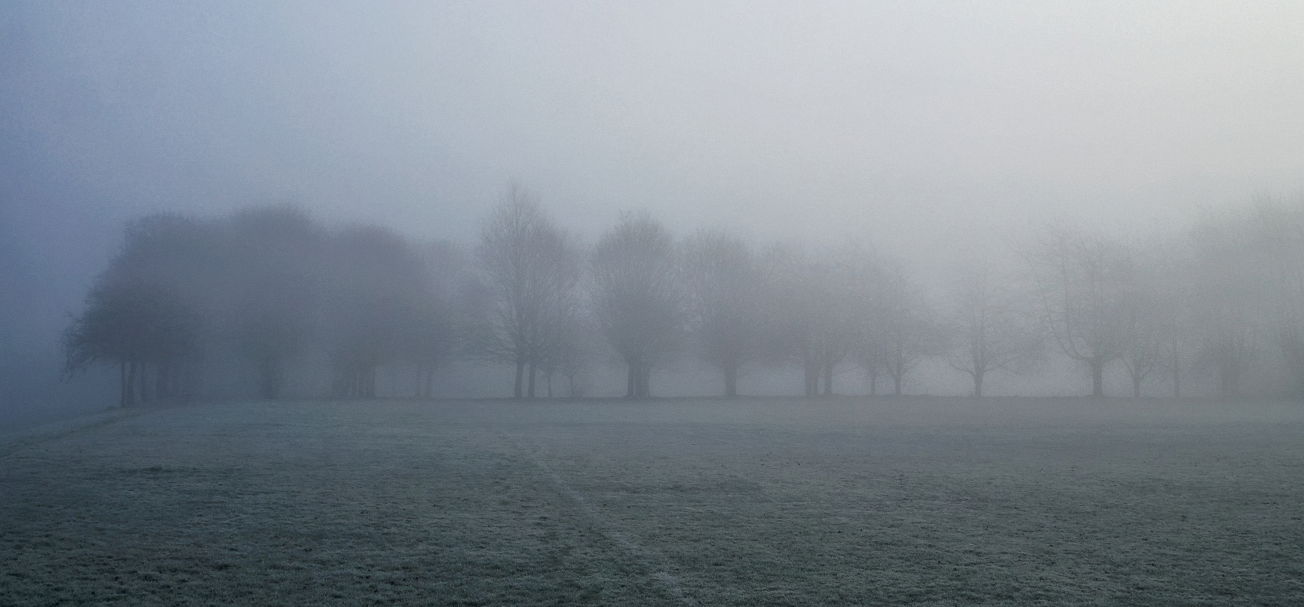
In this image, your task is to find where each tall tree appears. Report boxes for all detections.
[535,312,590,398]
[406,241,463,398]
[878,268,944,396]
[1025,227,1131,397]
[1245,200,1304,395]
[1144,239,1195,398]
[591,212,681,399]
[63,213,210,405]
[475,186,581,399]
[64,279,200,406]
[326,225,433,398]
[224,205,323,400]
[946,262,1040,398]
[763,244,865,397]
[1190,214,1265,398]
[1116,251,1169,398]
[681,229,763,397]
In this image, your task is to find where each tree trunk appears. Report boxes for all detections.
[1170,344,1181,399]
[1219,361,1240,398]
[973,371,984,398]
[120,361,129,407]
[1090,358,1104,397]
[139,363,152,403]
[1132,374,1142,398]
[526,361,537,399]
[156,362,169,400]
[626,362,638,398]
[802,351,819,397]
[259,356,282,400]
[513,359,525,399]
[126,361,138,407]
[723,362,738,398]
[821,362,833,396]
[638,365,652,399]
[869,372,878,396]
[893,373,903,396]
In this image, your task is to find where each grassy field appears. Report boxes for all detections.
[3,397,1304,605]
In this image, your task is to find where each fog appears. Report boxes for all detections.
[4,1,1304,427]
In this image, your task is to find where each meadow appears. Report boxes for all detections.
[3,397,1303,605]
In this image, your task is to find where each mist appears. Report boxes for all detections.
[9,4,1304,604]
[5,1,1304,422]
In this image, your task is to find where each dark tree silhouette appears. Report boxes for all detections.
[59,191,1304,402]
[225,206,323,400]
[326,225,434,398]
[404,241,463,397]
[591,212,680,399]
[763,246,826,397]
[64,279,200,406]
[63,213,212,405]
[681,229,763,397]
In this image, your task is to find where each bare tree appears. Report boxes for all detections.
[1145,239,1196,398]
[1246,200,1304,395]
[475,185,581,399]
[857,333,888,396]
[681,229,763,397]
[762,245,827,396]
[756,244,813,395]
[946,262,1040,397]
[1025,227,1131,397]
[1113,242,1195,398]
[879,269,944,396]
[1199,324,1257,398]
[590,212,680,399]
[761,243,867,397]
[1118,287,1164,398]
[834,244,895,398]
[1190,215,1265,398]
[536,312,590,398]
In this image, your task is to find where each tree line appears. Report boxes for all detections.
[64,191,1304,405]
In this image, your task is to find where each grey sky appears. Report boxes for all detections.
[4,0,1304,362]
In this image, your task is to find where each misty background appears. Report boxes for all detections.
[4,1,1304,428]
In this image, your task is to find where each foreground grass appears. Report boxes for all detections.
[3,397,1304,605]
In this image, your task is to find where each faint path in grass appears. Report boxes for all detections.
[502,431,700,607]
[0,405,150,459]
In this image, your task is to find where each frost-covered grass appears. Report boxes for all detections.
[4,397,1304,605]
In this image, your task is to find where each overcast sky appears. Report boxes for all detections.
[4,0,1304,368]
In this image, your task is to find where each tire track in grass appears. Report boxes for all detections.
[502,432,699,607]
